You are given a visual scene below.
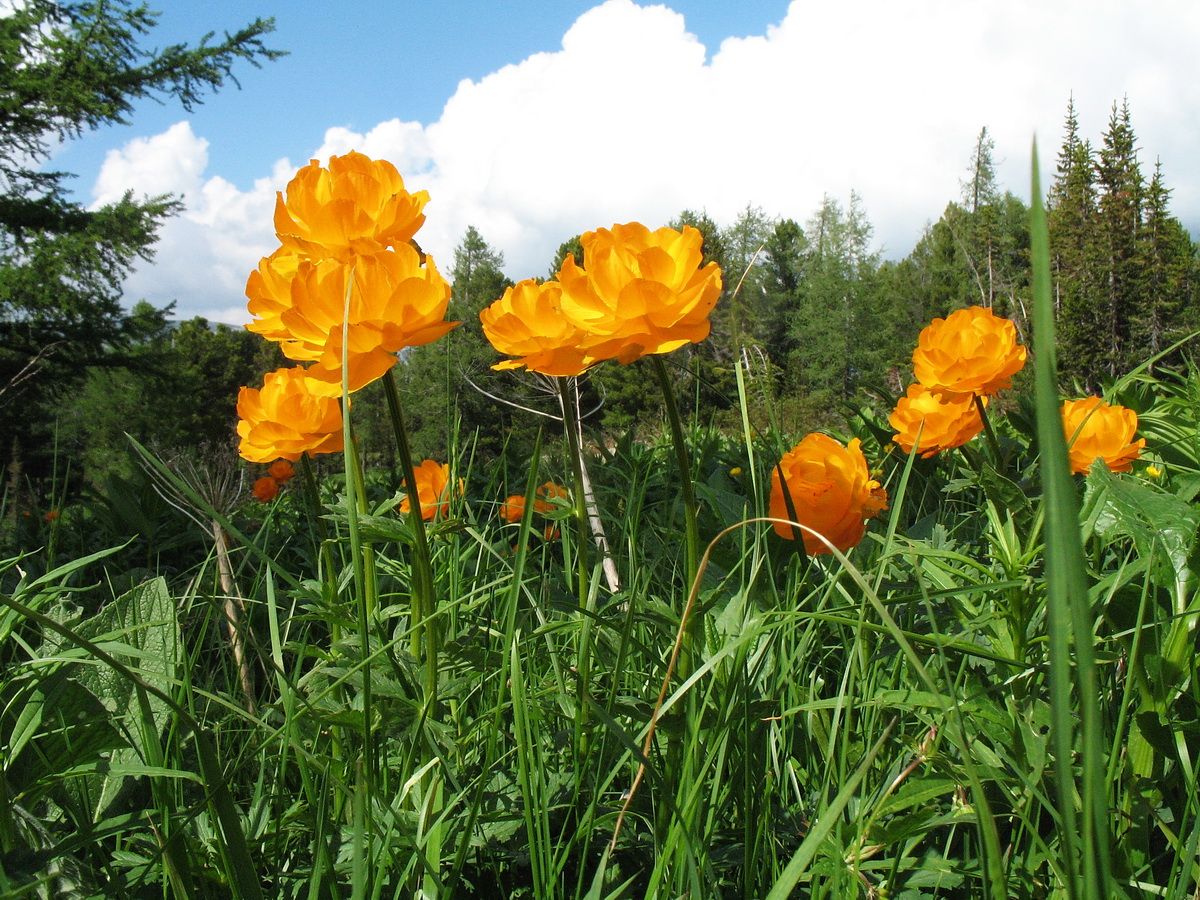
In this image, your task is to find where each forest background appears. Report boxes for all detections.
[1,90,1195,503]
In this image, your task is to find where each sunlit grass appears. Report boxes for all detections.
[3,161,1200,899]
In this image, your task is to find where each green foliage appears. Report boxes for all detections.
[4,347,1200,895]
[57,314,281,484]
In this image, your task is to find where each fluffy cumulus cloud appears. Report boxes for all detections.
[92,122,290,323]
[93,0,1200,321]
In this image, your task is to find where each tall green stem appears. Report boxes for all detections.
[557,377,591,606]
[651,356,701,659]
[383,368,439,712]
[383,367,444,899]
[339,267,375,799]
[974,394,1003,464]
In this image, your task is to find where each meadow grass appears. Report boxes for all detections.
[2,156,1199,899]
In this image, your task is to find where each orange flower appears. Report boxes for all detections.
[501,482,567,526]
[556,222,722,364]
[247,246,457,395]
[1061,397,1145,474]
[273,151,429,261]
[481,280,596,376]
[267,459,295,483]
[912,306,1027,396]
[400,460,459,520]
[534,481,567,512]
[500,494,527,524]
[769,434,888,555]
[44,509,59,522]
[252,476,280,503]
[889,384,986,458]
[236,367,344,463]
[245,246,303,347]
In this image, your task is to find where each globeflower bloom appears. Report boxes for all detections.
[248,246,457,394]
[556,222,722,364]
[236,366,344,463]
[481,280,596,376]
[500,494,527,524]
[769,434,888,555]
[1061,396,1145,474]
[267,459,295,483]
[252,476,280,503]
[273,151,429,261]
[912,306,1027,396]
[501,482,567,524]
[889,384,986,458]
[244,246,303,347]
[400,460,460,520]
[534,481,568,512]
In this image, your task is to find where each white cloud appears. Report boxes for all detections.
[91,121,211,206]
[92,0,1200,322]
[92,121,285,321]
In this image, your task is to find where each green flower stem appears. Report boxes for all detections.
[340,268,375,791]
[298,454,339,636]
[384,368,439,712]
[974,393,1003,463]
[651,355,702,660]
[651,354,705,859]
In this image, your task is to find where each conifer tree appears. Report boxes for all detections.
[397,226,514,458]
[1095,99,1146,377]
[784,193,885,408]
[1134,161,1197,366]
[761,217,807,375]
[0,0,279,476]
[720,204,774,350]
[1048,97,1196,387]
[1048,97,1104,386]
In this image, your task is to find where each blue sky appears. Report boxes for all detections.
[57,0,791,193]
[48,0,1200,324]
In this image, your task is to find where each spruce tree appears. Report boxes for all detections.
[1049,96,1195,387]
[396,226,515,458]
[1048,97,1103,386]
[784,193,886,410]
[1134,161,1197,366]
[0,0,280,477]
[1095,98,1146,378]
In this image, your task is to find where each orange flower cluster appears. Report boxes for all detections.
[769,434,888,555]
[891,306,1026,457]
[501,481,568,541]
[399,460,461,521]
[1061,397,1145,474]
[238,152,458,462]
[481,222,721,375]
[250,459,296,504]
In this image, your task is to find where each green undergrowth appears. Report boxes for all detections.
[2,169,1199,899]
